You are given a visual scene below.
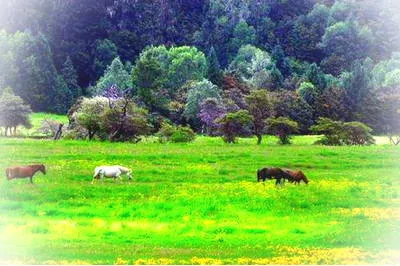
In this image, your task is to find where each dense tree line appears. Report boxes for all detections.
[0,0,399,140]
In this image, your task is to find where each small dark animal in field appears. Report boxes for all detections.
[5,164,46,183]
[257,167,286,185]
[282,169,309,184]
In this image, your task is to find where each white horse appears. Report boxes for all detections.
[92,165,133,184]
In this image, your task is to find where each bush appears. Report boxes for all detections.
[342,122,375,145]
[68,96,152,142]
[62,128,88,140]
[157,122,196,143]
[170,126,196,143]
[310,117,374,145]
[266,117,299,144]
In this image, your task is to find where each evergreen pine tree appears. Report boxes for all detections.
[61,56,82,101]
[207,46,223,86]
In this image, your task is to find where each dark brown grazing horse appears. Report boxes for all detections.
[282,169,309,184]
[6,164,46,183]
[257,167,286,185]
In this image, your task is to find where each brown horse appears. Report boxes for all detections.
[257,167,286,185]
[6,164,46,183]
[282,169,309,184]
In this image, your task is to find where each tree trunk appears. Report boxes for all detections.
[54,124,63,140]
[5,127,8,136]
[389,135,400,145]
[256,134,262,145]
[88,131,95,140]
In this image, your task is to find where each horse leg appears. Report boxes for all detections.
[116,172,123,182]
[30,176,33,184]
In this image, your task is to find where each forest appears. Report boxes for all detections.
[0,0,399,140]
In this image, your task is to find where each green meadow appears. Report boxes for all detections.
[0,134,399,264]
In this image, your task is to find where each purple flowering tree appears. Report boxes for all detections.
[102,84,123,99]
[199,98,226,136]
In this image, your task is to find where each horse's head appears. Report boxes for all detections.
[39,164,46,175]
[297,171,309,184]
[257,168,267,182]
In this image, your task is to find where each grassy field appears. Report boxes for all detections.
[0,133,399,264]
[14,112,69,137]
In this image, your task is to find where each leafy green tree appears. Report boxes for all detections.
[304,63,328,91]
[133,45,170,111]
[133,45,207,112]
[383,69,400,88]
[271,45,292,78]
[229,45,273,81]
[229,45,282,89]
[12,33,72,113]
[217,110,254,143]
[184,79,221,127]
[290,4,329,63]
[319,21,374,75]
[228,21,256,61]
[96,57,132,94]
[297,81,319,106]
[245,89,275,144]
[314,86,347,121]
[75,97,109,140]
[166,46,207,91]
[272,90,314,133]
[101,98,152,142]
[377,88,400,145]
[266,117,299,144]
[339,59,374,121]
[0,88,32,136]
[93,39,119,79]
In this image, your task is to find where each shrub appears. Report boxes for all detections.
[157,122,176,143]
[68,96,152,142]
[170,126,196,143]
[157,122,196,143]
[62,128,88,140]
[310,117,374,145]
[101,98,152,142]
[342,122,375,145]
[266,117,299,144]
[309,117,343,145]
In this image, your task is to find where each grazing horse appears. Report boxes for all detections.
[6,164,46,183]
[257,167,286,185]
[282,169,309,184]
[92,165,132,184]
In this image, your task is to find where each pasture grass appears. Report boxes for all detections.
[0,135,399,264]
[13,112,68,137]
